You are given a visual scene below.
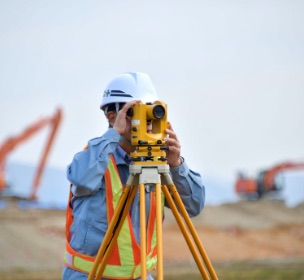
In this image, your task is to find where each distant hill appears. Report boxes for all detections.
[2,161,304,209]
[4,161,70,208]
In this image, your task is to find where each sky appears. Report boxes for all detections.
[1,0,304,183]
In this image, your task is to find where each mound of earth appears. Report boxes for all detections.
[0,198,303,277]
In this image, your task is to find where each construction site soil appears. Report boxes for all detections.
[0,198,304,279]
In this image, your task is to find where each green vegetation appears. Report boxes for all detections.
[213,261,304,280]
[1,261,304,280]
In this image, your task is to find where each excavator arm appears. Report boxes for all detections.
[0,108,63,200]
[262,162,304,192]
[235,161,304,199]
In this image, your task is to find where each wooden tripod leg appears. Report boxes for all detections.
[88,184,137,280]
[161,185,211,280]
[139,183,147,280]
[165,178,218,280]
[155,183,163,280]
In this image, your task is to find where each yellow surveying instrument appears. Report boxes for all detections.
[88,101,218,280]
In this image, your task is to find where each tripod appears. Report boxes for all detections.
[87,153,218,280]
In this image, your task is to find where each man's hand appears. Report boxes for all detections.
[113,100,140,139]
[164,122,182,167]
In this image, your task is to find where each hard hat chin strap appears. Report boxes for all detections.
[115,103,120,114]
[119,136,135,153]
[119,136,131,145]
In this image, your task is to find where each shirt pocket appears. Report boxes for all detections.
[84,221,107,256]
[87,189,108,224]
[69,217,88,253]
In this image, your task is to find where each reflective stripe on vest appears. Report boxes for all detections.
[64,155,164,279]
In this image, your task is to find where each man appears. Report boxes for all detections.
[62,72,205,279]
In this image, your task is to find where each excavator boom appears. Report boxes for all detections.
[0,108,63,200]
[235,161,304,199]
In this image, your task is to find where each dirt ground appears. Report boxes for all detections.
[0,198,304,279]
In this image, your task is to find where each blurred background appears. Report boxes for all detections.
[1,0,304,204]
[0,1,304,279]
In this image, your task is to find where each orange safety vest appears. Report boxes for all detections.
[64,155,164,279]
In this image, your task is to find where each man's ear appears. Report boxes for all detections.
[106,111,116,124]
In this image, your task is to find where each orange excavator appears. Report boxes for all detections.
[235,161,304,199]
[0,108,63,200]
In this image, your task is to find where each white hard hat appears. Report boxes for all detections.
[100,72,158,110]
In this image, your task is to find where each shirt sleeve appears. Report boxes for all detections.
[169,160,205,217]
[67,129,120,196]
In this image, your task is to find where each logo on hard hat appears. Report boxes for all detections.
[103,89,111,97]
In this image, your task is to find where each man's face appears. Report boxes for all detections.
[147,120,153,133]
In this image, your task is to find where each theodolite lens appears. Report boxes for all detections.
[152,105,165,119]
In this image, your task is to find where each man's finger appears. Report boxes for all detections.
[122,100,141,112]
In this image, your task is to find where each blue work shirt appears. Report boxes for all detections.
[62,128,205,280]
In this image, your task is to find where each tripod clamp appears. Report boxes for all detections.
[126,162,170,188]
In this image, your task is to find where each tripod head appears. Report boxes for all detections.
[128,100,169,162]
